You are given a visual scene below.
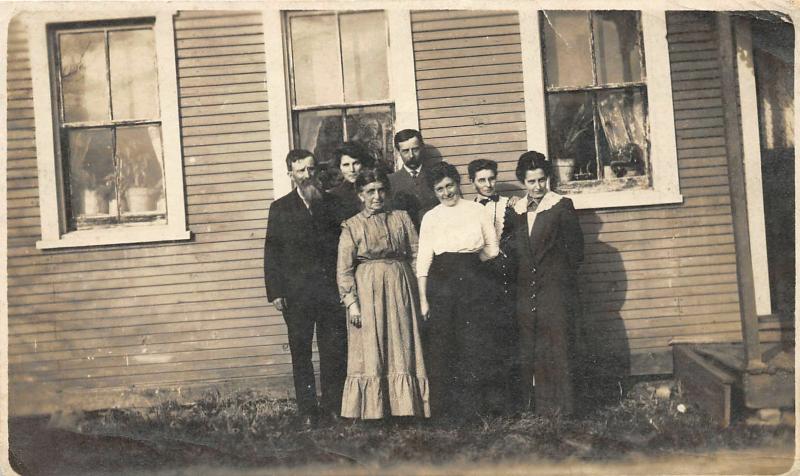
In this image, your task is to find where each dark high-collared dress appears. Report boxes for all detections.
[330,180,362,221]
[475,194,519,413]
[512,192,583,415]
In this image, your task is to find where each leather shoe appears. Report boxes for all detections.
[319,410,341,426]
[294,414,316,429]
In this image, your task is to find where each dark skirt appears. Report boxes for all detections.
[424,252,498,418]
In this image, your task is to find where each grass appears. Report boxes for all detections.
[9,379,794,475]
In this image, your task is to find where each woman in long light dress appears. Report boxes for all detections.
[337,169,430,419]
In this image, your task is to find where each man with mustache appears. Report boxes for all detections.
[264,149,347,426]
[388,129,439,230]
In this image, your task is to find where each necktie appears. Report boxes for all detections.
[410,169,418,179]
[479,195,500,205]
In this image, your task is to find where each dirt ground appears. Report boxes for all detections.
[6,379,797,476]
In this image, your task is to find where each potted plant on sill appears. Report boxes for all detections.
[73,168,115,216]
[118,146,163,214]
[552,103,593,184]
[609,142,645,178]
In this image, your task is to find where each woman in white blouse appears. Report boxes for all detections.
[416,161,499,421]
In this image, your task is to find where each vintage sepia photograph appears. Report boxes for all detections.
[1,0,796,474]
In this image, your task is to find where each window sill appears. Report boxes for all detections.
[36,226,192,250]
[568,189,683,210]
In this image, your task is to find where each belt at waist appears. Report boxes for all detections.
[356,256,406,265]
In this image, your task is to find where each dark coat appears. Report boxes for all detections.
[513,195,584,414]
[263,190,342,304]
[329,180,362,222]
[388,167,439,229]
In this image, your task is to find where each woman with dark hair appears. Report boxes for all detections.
[337,169,429,420]
[330,142,376,220]
[416,161,499,420]
[511,151,584,416]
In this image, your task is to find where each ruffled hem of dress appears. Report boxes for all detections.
[340,374,430,420]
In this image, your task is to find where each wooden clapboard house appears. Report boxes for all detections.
[6,7,794,421]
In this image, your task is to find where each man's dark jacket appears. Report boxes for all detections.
[263,190,341,305]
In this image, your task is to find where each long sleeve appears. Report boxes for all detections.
[401,211,419,272]
[416,213,434,277]
[478,204,500,262]
[560,199,584,270]
[263,203,285,302]
[337,223,359,308]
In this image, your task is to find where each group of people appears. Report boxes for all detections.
[263,129,584,425]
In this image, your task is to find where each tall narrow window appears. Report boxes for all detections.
[51,19,167,231]
[541,11,650,193]
[286,11,394,171]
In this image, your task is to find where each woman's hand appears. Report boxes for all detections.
[348,303,362,328]
[420,300,430,322]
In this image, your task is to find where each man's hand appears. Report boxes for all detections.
[273,297,287,312]
[507,196,521,208]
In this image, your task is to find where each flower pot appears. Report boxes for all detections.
[554,158,576,183]
[83,189,109,215]
[126,187,156,212]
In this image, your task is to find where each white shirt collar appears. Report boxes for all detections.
[296,187,311,210]
[513,190,563,215]
[404,164,422,176]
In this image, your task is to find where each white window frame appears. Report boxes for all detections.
[28,10,191,249]
[520,8,683,210]
[263,6,419,197]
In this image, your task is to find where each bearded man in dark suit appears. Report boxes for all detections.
[263,149,347,424]
[387,129,439,229]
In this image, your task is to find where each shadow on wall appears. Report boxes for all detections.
[576,210,631,410]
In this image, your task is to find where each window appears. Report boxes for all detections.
[541,11,649,192]
[521,8,680,208]
[28,11,190,248]
[285,11,395,172]
[51,20,167,230]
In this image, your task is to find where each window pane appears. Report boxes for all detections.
[66,128,117,229]
[117,125,167,218]
[340,11,389,102]
[59,32,110,122]
[345,105,393,171]
[295,109,343,165]
[597,88,648,178]
[546,91,596,183]
[109,28,159,120]
[594,11,643,85]
[290,14,344,106]
[542,11,593,88]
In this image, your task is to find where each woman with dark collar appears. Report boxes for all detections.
[330,142,375,221]
[512,151,584,416]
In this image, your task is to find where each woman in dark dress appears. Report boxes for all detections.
[511,151,584,416]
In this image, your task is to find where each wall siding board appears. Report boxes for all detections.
[410,10,742,375]
[6,11,286,415]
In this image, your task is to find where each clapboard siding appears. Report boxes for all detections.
[412,10,528,188]
[6,12,290,416]
[411,10,743,374]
